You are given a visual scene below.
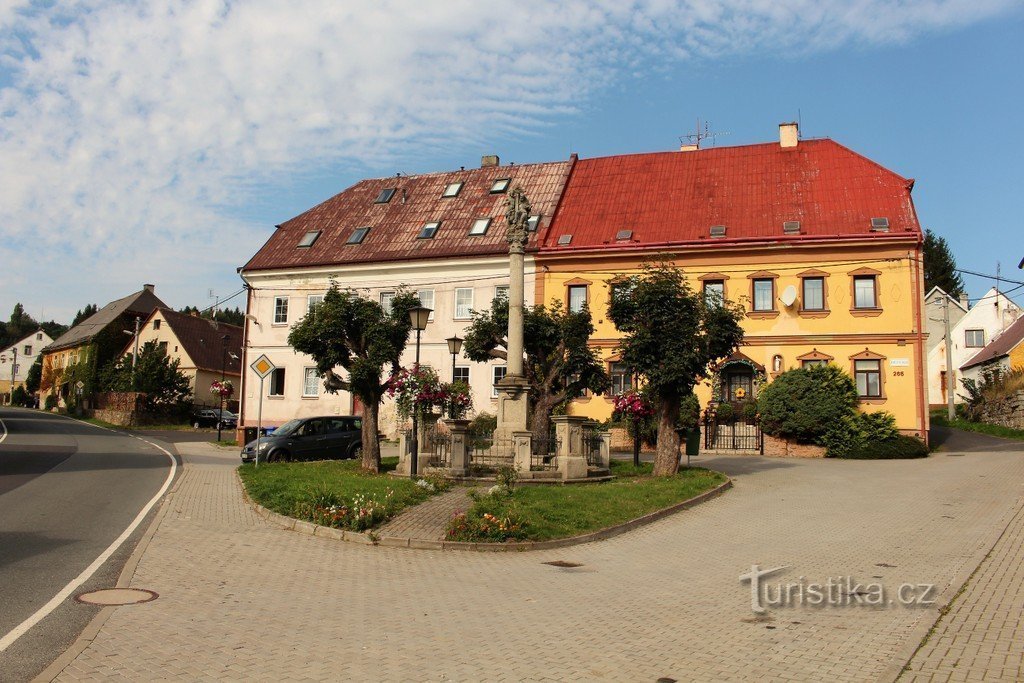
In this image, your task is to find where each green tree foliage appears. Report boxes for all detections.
[0,303,67,348]
[462,298,610,444]
[99,340,192,411]
[71,304,98,326]
[179,305,245,327]
[923,229,965,297]
[288,286,419,472]
[607,262,745,475]
[24,357,42,394]
[757,364,858,444]
[11,386,29,406]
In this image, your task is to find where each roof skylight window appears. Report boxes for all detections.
[557,234,572,245]
[297,230,321,248]
[870,217,890,232]
[442,182,463,198]
[418,221,441,239]
[615,229,633,241]
[346,227,370,244]
[710,225,727,237]
[527,215,541,232]
[469,218,491,236]
[375,188,396,204]
[783,221,801,234]
[490,178,512,194]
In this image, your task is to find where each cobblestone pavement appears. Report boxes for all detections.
[48,437,1024,682]
[377,487,474,541]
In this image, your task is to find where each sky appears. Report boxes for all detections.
[1,0,1022,324]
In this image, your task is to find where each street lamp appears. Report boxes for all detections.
[446,335,463,418]
[217,334,229,442]
[408,306,432,477]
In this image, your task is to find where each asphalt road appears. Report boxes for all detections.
[0,408,176,681]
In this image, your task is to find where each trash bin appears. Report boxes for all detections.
[685,428,700,456]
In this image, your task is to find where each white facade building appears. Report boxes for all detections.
[1,329,53,397]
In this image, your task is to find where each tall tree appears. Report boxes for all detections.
[923,229,965,297]
[72,304,98,326]
[99,340,192,409]
[463,298,609,445]
[288,286,419,472]
[607,262,746,476]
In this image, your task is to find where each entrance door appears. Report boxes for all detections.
[722,367,754,402]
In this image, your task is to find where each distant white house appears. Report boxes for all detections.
[925,286,1022,405]
[1,329,54,399]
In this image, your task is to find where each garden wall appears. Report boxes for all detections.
[90,391,146,426]
[609,427,655,453]
[763,435,826,458]
[979,390,1024,430]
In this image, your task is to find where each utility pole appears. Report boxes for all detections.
[943,295,955,421]
[10,347,17,404]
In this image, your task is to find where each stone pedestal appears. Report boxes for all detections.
[598,431,612,469]
[493,374,530,444]
[512,431,533,472]
[445,419,470,476]
[551,415,589,480]
[396,413,442,476]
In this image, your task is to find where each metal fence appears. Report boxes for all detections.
[582,427,604,467]
[468,434,514,471]
[531,432,559,471]
[703,414,763,453]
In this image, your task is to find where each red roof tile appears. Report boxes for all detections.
[540,139,921,251]
[156,309,243,375]
[960,315,1024,371]
[243,160,574,272]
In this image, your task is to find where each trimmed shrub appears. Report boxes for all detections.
[44,394,58,411]
[823,411,900,458]
[678,393,701,430]
[838,434,929,460]
[714,402,734,422]
[758,365,858,444]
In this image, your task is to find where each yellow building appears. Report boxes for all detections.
[535,124,928,440]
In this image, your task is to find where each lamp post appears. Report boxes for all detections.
[408,306,432,477]
[446,335,463,418]
[217,333,229,442]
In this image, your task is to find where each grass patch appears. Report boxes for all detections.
[931,413,1024,441]
[238,457,445,531]
[448,461,726,543]
[215,439,238,447]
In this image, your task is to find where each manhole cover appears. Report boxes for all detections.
[543,560,583,568]
[75,588,158,606]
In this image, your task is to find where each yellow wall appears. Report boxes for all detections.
[537,240,929,438]
[1009,342,1024,371]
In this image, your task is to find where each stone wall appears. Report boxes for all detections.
[763,434,827,458]
[979,390,1024,430]
[89,391,146,426]
[609,427,655,453]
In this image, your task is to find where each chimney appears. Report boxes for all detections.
[959,293,970,309]
[779,122,799,148]
[481,154,500,168]
[143,283,155,292]
[679,142,699,152]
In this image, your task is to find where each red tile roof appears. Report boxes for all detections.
[155,309,243,375]
[961,315,1024,371]
[243,160,574,272]
[540,139,921,252]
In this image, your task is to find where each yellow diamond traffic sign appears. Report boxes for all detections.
[251,354,276,379]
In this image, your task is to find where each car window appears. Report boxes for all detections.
[351,418,362,431]
[325,418,348,434]
[297,419,323,437]
[274,419,302,436]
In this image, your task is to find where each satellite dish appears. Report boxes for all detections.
[780,285,798,307]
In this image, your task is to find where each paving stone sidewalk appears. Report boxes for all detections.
[376,487,474,541]
[47,437,1024,682]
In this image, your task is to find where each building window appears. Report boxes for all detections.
[23,345,32,355]
[609,362,632,396]
[375,188,396,203]
[152,319,161,330]
[854,359,882,398]
[494,285,509,302]
[307,294,324,313]
[802,277,825,311]
[12,364,19,374]
[159,341,168,351]
[347,227,370,244]
[379,291,396,311]
[455,288,474,319]
[36,332,43,340]
[802,359,827,369]
[273,297,289,324]
[269,368,286,396]
[703,280,724,306]
[297,230,321,248]
[965,329,985,348]
[303,367,320,397]
[527,215,541,232]
[492,365,507,397]
[442,182,463,198]
[490,178,511,193]
[454,366,470,384]
[418,221,441,239]
[853,276,878,309]
[469,218,491,236]
[417,289,435,320]
[568,285,588,313]
[752,279,774,312]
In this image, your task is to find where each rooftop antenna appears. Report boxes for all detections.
[679,118,730,150]
[798,109,803,138]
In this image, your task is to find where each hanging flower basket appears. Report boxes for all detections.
[611,389,654,420]
[210,379,234,399]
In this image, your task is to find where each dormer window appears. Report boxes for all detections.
[710,225,727,238]
[418,221,441,239]
[527,215,541,232]
[557,234,572,245]
[375,188,396,204]
[870,217,890,232]
[615,229,633,241]
[297,230,321,248]
[469,218,491,236]
[783,221,801,235]
[442,182,463,198]
[346,227,370,244]
[490,178,511,194]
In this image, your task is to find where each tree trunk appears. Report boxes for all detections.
[652,394,681,476]
[530,398,554,454]
[361,398,381,473]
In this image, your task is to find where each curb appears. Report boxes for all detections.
[242,472,732,552]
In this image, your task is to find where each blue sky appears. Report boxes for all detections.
[1,1,1022,323]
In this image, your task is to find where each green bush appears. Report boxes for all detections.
[44,394,58,410]
[838,434,929,459]
[11,386,29,406]
[741,401,758,423]
[822,411,900,458]
[714,402,734,422]
[758,365,858,443]
[678,393,701,430]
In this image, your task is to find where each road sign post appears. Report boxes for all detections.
[250,355,276,468]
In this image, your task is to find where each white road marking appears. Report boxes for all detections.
[0,421,177,653]
[0,416,7,444]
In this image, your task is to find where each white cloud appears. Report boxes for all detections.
[0,0,1016,321]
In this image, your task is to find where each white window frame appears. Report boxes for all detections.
[492,365,507,397]
[609,362,632,396]
[964,329,985,348]
[752,279,774,312]
[303,367,320,397]
[307,294,324,313]
[455,288,474,320]
[453,366,470,385]
[494,285,509,302]
[469,218,491,236]
[379,291,396,311]
[417,289,435,321]
[568,285,588,313]
[853,276,878,309]
[269,368,286,396]
[442,182,463,198]
[273,297,289,324]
